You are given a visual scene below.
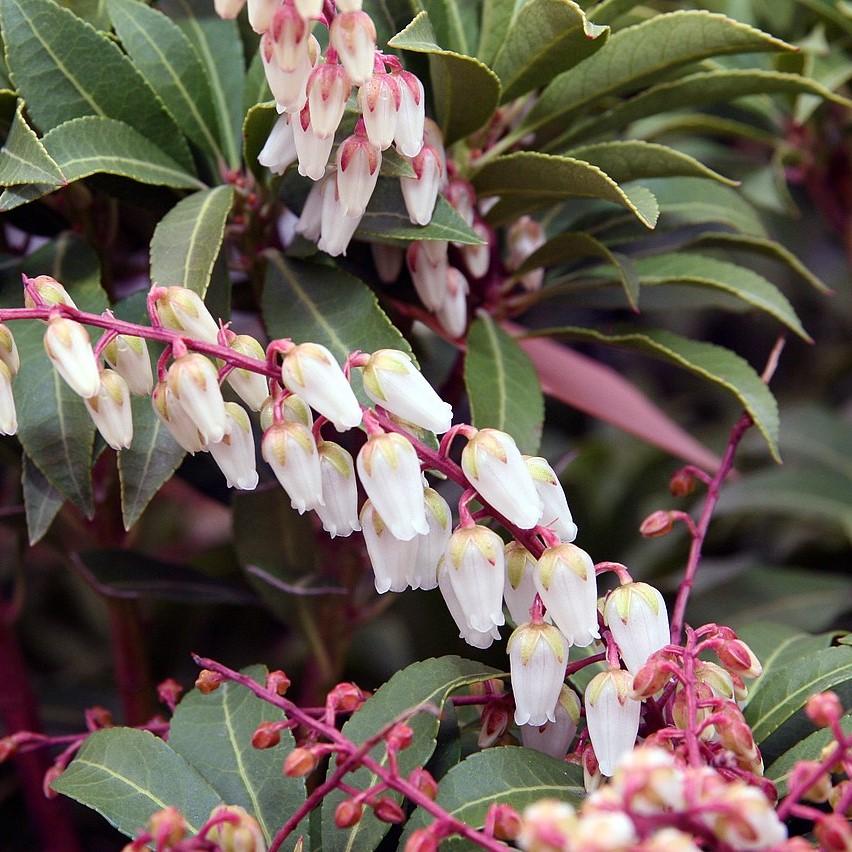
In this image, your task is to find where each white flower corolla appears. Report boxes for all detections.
[517,800,577,852]
[525,456,577,542]
[262,420,324,513]
[507,216,546,292]
[520,686,580,758]
[401,144,443,226]
[503,541,541,626]
[295,0,322,16]
[640,828,701,852]
[208,403,259,490]
[293,106,335,181]
[260,393,313,433]
[371,243,404,284]
[102,334,153,396]
[84,369,133,450]
[213,0,245,19]
[0,361,17,436]
[336,132,381,217]
[409,487,451,590]
[356,432,427,540]
[358,73,400,150]
[572,811,638,852]
[445,524,506,634]
[24,275,77,310]
[270,3,308,72]
[43,317,101,399]
[0,324,20,376]
[604,582,670,675]
[296,178,325,241]
[258,114,298,175]
[167,353,227,445]
[406,240,448,312]
[435,267,469,339]
[706,785,787,850]
[152,381,206,454]
[152,286,220,344]
[280,342,362,432]
[362,349,452,434]
[462,222,491,279]
[393,71,425,158]
[508,622,567,726]
[315,441,360,538]
[224,335,269,412]
[247,0,277,33]
[307,62,351,139]
[318,175,363,257]
[360,499,418,593]
[335,0,362,11]
[330,10,376,86]
[446,180,475,229]
[585,668,641,777]
[438,559,500,649]
[461,428,543,530]
[263,33,318,115]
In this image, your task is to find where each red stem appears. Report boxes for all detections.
[108,600,154,726]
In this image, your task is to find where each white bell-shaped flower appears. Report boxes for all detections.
[573,812,638,851]
[462,222,491,279]
[446,180,476,228]
[534,543,600,647]
[358,73,400,150]
[280,342,362,431]
[225,335,268,412]
[261,420,324,513]
[503,541,540,626]
[247,0,277,33]
[262,33,317,115]
[508,621,567,726]
[604,582,670,676]
[295,0,322,16]
[356,432,427,541]
[708,786,787,850]
[315,441,360,538]
[336,130,381,216]
[520,686,580,758]
[102,334,153,396]
[260,392,313,432]
[423,118,447,183]
[307,62,351,139]
[318,176,363,257]
[296,178,325,241]
[406,241,448,312]
[371,243,404,283]
[438,559,500,649]
[335,0,362,11]
[209,403,259,490]
[401,144,443,226]
[435,267,469,339]
[152,286,220,344]
[360,499,418,593]
[585,668,641,776]
[525,456,577,542]
[270,3,308,72]
[293,105,335,181]
[258,114,298,175]
[24,275,77,309]
[0,361,17,436]
[461,428,542,530]
[393,71,425,158]
[507,216,546,292]
[43,317,101,399]
[362,348,452,434]
[214,0,245,19]
[84,369,133,450]
[0,324,20,376]
[409,487,451,590]
[330,10,376,86]
[152,381,206,454]
[445,524,506,634]
[167,353,227,445]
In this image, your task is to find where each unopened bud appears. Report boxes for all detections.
[149,806,187,847]
[206,805,265,852]
[669,469,697,497]
[334,799,363,828]
[24,275,76,309]
[717,639,762,679]
[789,760,832,803]
[373,797,405,824]
[408,768,438,800]
[43,765,62,798]
[252,722,282,750]
[478,702,511,748]
[815,813,852,852]
[157,678,183,708]
[195,669,223,694]
[490,803,522,841]
[85,706,113,729]
[328,682,365,713]
[386,723,414,752]
[805,691,842,727]
[405,828,438,852]
[284,747,318,777]
[267,670,292,696]
[632,652,673,699]
[640,510,674,538]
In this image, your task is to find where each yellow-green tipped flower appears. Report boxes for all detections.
[0,361,17,436]
[225,334,268,412]
[102,334,153,396]
[584,668,641,777]
[445,524,505,635]
[508,622,566,727]
[84,369,133,450]
[205,805,266,852]
[519,685,580,759]
[152,381,206,454]
[43,317,101,399]
[0,324,20,376]
[504,541,540,626]
[604,582,669,676]
[167,353,227,445]
[152,286,220,343]
[315,441,360,538]
[261,421,323,513]
[260,393,313,433]
[25,275,76,309]
[525,456,577,542]
[438,558,500,650]
[209,402,259,490]
[360,499,419,594]
[409,487,451,591]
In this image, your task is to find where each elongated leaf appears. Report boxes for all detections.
[39,116,204,189]
[22,453,63,544]
[477,0,524,64]
[52,728,223,837]
[0,100,64,186]
[768,404,852,478]
[106,0,223,163]
[243,49,271,115]
[489,0,608,102]
[465,312,543,454]
[526,325,780,460]
[0,0,193,169]
[388,12,500,144]
[518,11,794,138]
[402,747,584,841]
[169,665,306,847]
[243,100,278,182]
[0,180,55,211]
[473,152,658,229]
[149,186,233,294]
[632,113,777,146]
[588,0,640,25]
[363,0,418,47]
[419,0,478,55]
[322,657,501,852]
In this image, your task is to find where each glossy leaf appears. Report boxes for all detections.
[22,452,63,544]
[588,0,640,25]
[242,100,277,181]
[0,100,64,186]
[477,0,524,64]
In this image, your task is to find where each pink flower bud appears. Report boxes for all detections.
[358,72,400,150]
[258,113,297,175]
[632,651,675,699]
[293,105,335,181]
[262,421,324,512]
[315,440,360,538]
[0,362,16,436]
[335,799,363,828]
[371,243,404,283]
[102,334,153,396]
[506,215,545,291]
[167,353,227,445]
[640,510,674,538]
[213,0,245,19]
[307,62,351,139]
[525,456,577,542]
[43,317,101,399]
[401,144,443,226]
[604,582,670,675]
[717,639,762,679]
[330,11,376,86]
[406,240,448,311]
[585,668,641,776]
[435,266,468,338]
[209,402,258,490]
[816,813,852,851]
[438,559,501,649]
[148,806,187,847]
[318,176,363,256]
[393,71,425,157]
[247,0,277,33]
[270,3,308,72]
[374,797,405,824]
[805,690,843,727]
[508,622,567,726]
[336,132,381,216]
[518,800,577,851]
[85,369,133,450]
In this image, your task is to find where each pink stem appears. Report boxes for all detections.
[776,732,852,820]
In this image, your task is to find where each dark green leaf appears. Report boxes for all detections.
[243,49,271,115]
[0,100,64,186]
[21,452,63,544]
[242,100,277,182]
[588,0,640,25]
[421,0,481,56]
[477,0,524,64]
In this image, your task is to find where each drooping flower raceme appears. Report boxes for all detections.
[585,668,642,777]
[315,441,360,538]
[261,420,324,513]
[604,582,670,675]
[84,369,134,450]
[43,317,101,399]
[508,622,567,726]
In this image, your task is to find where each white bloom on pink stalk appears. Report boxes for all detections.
[0,324,20,377]
[247,0,277,33]
[167,353,228,445]
[293,105,335,181]
[296,178,325,242]
[280,342,362,431]
[213,0,246,20]
[357,432,428,540]
[270,3,308,72]
[401,143,443,226]
[362,348,453,434]
[152,381,206,454]
[330,11,376,86]
[409,487,451,590]
[152,286,220,344]
[262,33,318,115]
[508,621,567,726]
[438,558,500,650]
[585,668,642,777]
[102,334,153,396]
[406,241,448,311]
[259,392,313,432]
[520,686,581,758]
[503,541,541,626]
[393,70,425,158]
[604,582,670,676]
[336,129,381,216]
[225,335,268,412]
[24,275,77,310]
[435,267,469,339]
[358,72,400,150]
[307,62,351,138]
[84,369,133,450]
[573,812,638,851]
[318,176,363,257]
[43,317,101,399]
[461,428,543,530]
[209,403,259,491]
[462,222,491,279]
[706,785,787,850]
[0,361,16,436]
[371,244,404,283]
[525,456,577,542]
[360,499,418,593]
[315,441,360,538]
[507,216,546,292]
[262,420,324,512]
[534,543,600,647]
[258,114,297,175]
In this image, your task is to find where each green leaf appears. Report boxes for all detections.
[388,12,500,144]
[0,180,55,211]
[525,326,780,460]
[357,178,484,245]
[243,48,271,115]
[169,665,307,847]
[768,403,852,477]
[242,100,277,182]
[362,0,418,48]
[490,0,608,103]
[0,0,193,169]
[149,186,233,295]
[472,152,658,229]
[421,0,480,56]
[588,0,640,25]
[464,313,543,455]
[160,0,244,169]
[631,113,777,146]
[322,656,501,852]
[106,0,223,163]
[402,747,584,843]
[518,11,794,139]
[22,452,63,544]
[477,0,524,64]
[0,100,64,186]
[51,728,223,837]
